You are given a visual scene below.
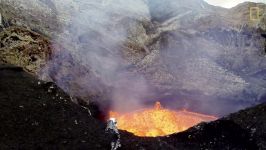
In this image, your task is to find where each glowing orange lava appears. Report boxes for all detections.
[109,101,217,137]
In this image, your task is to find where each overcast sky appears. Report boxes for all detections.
[204,0,266,8]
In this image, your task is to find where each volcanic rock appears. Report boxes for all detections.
[1,0,266,116]
[0,63,111,150]
[1,0,266,149]
[0,64,266,149]
[0,26,51,74]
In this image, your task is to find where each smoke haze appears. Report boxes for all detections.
[40,0,266,116]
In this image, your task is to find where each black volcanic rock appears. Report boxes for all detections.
[0,63,111,150]
[0,63,266,149]
[0,0,266,149]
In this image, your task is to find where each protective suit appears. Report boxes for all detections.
[106,118,121,150]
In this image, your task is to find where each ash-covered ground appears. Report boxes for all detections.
[1,63,266,150]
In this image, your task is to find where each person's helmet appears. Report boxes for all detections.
[109,117,117,125]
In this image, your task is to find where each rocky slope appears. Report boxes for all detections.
[0,64,266,149]
[0,63,111,149]
[0,27,51,74]
[0,0,266,116]
[1,0,266,149]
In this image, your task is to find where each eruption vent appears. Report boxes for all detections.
[110,101,217,137]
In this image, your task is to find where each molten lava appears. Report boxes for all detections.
[109,101,217,137]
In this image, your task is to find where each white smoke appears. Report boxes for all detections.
[38,0,266,116]
[48,0,151,112]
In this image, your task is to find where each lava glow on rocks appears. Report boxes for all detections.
[109,102,217,137]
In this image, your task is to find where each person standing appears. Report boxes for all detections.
[105,118,121,150]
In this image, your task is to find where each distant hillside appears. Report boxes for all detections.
[0,0,266,116]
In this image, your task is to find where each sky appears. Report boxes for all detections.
[204,0,266,8]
